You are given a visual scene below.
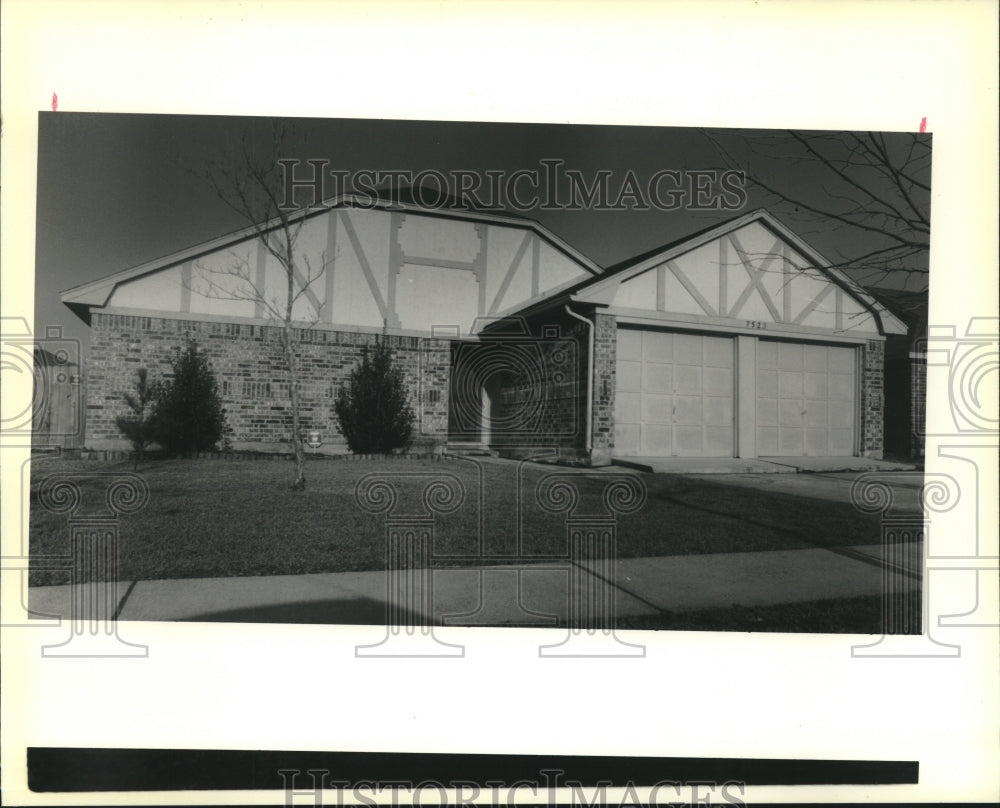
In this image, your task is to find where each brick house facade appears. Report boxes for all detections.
[63,201,905,463]
[85,312,450,452]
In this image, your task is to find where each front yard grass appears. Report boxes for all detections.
[29,455,892,585]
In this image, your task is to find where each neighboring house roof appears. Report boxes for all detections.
[867,287,929,342]
[60,187,602,323]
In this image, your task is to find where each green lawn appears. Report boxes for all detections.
[29,455,889,586]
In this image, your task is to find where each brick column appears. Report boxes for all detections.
[589,313,616,466]
[861,339,885,458]
[416,336,451,451]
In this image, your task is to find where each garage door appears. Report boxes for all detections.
[756,340,856,456]
[614,328,735,457]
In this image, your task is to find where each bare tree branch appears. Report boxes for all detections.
[789,131,930,235]
[705,131,929,252]
[185,123,334,490]
[703,128,931,301]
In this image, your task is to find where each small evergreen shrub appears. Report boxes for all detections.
[115,367,162,470]
[153,340,227,454]
[334,338,415,454]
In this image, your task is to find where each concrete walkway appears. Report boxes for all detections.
[27,541,920,627]
[611,456,917,474]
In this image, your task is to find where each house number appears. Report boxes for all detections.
[745,320,767,329]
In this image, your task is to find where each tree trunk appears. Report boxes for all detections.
[284,325,307,491]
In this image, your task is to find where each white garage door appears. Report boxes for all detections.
[614,328,735,457]
[756,340,856,456]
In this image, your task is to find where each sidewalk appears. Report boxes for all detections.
[27,541,920,627]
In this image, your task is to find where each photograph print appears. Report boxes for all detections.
[28,114,930,640]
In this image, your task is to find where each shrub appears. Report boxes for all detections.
[115,367,162,470]
[334,337,415,454]
[153,340,227,454]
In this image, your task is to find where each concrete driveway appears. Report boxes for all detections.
[682,471,924,509]
[607,455,924,510]
[611,455,917,474]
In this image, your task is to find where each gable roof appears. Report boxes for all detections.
[366,182,531,220]
[568,208,908,335]
[61,188,602,323]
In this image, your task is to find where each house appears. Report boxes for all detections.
[61,194,906,464]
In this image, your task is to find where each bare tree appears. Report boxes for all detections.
[704,129,931,316]
[192,126,326,490]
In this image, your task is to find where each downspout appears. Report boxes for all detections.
[564,303,593,458]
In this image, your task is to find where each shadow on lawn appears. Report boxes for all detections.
[622,475,893,557]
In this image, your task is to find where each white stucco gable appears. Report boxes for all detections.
[62,196,601,338]
[573,210,907,338]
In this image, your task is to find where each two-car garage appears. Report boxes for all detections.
[613,325,858,459]
[566,210,906,464]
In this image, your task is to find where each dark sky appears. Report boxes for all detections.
[34,113,930,353]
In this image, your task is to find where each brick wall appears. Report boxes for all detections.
[589,313,616,466]
[860,339,885,458]
[86,312,450,452]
